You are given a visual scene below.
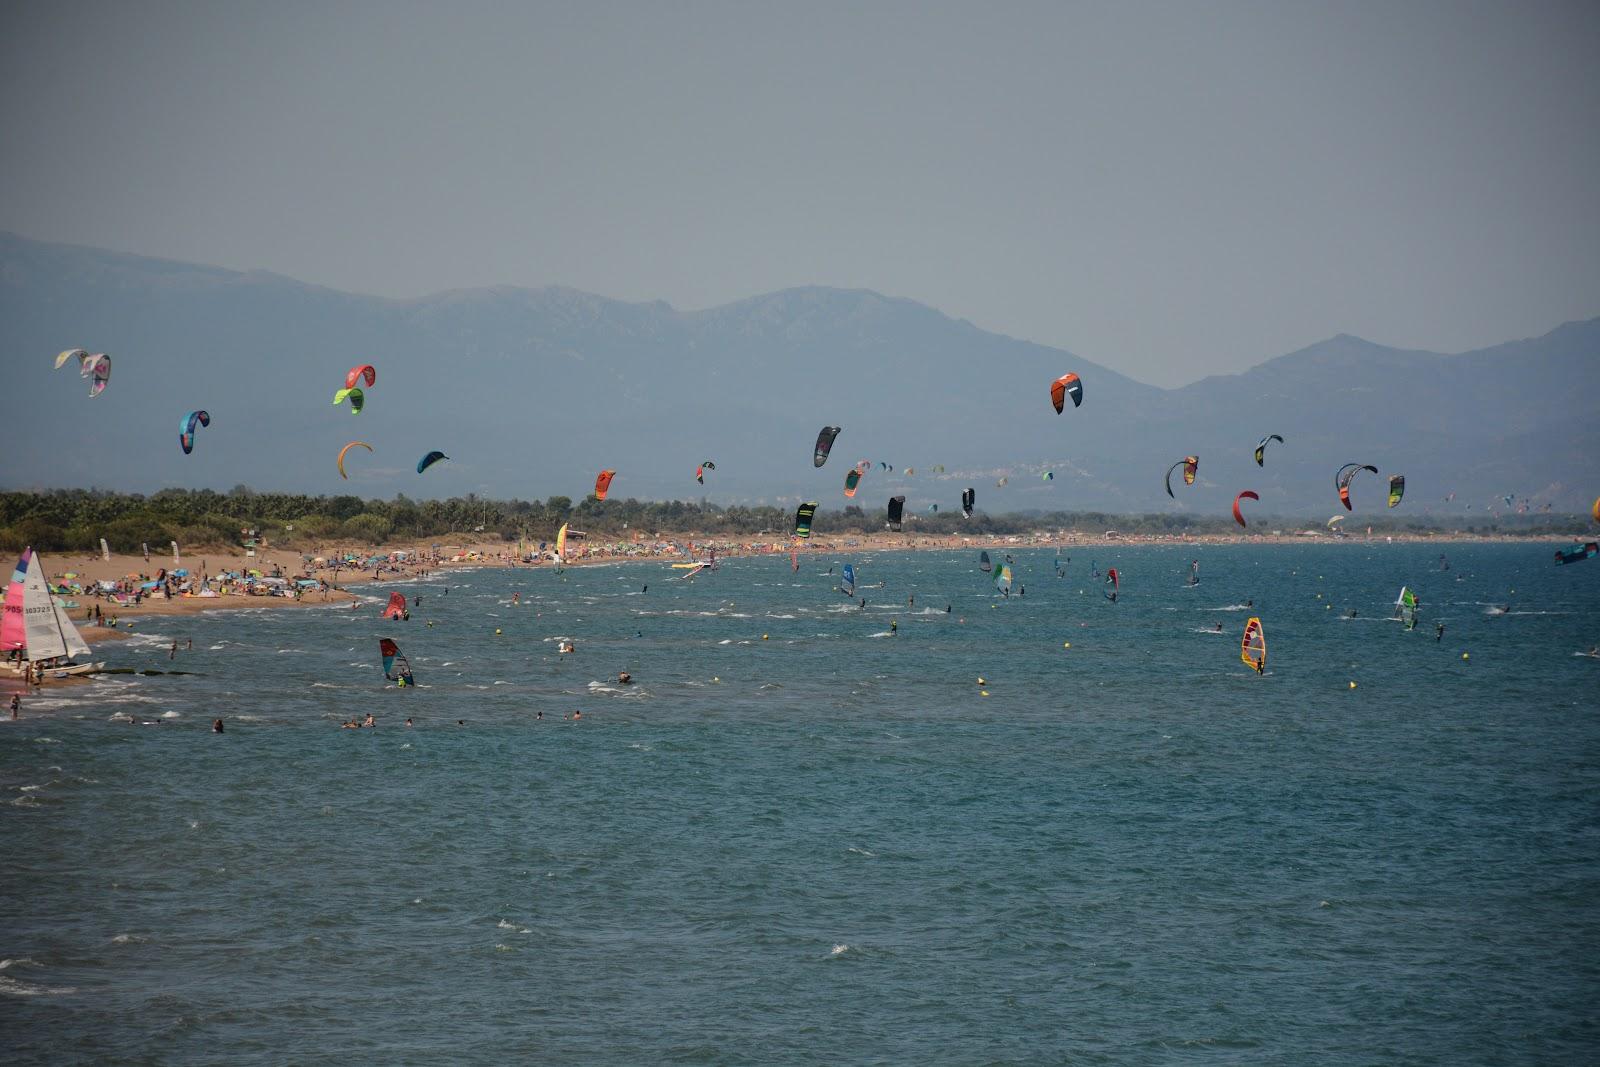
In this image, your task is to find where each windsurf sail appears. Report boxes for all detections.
[1396,586,1418,629]
[1,552,27,652]
[1241,617,1266,673]
[978,550,992,573]
[993,562,1013,595]
[841,563,856,597]
[382,592,408,620]
[379,638,414,685]
[554,522,568,568]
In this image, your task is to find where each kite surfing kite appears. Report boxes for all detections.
[793,501,818,540]
[1165,456,1199,498]
[1050,373,1083,413]
[1336,463,1379,510]
[1254,434,1283,467]
[345,364,376,389]
[179,411,210,454]
[337,440,373,479]
[696,460,716,484]
[594,469,616,500]
[814,426,842,468]
[57,349,109,396]
[418,451,449,474]
[843,464,866,498]
[379,638,414,686]
[1042,471,1054,481]
[927,503,939,513]
[1241,617,1266,674]
[81,353,110,397]
[995,476,1009,488]
[333,387,365,414]
[1388,475,1406,508]
[1555,542,1599,565]
[932,465,946,474]
[1592,496,1599,523]
[961,487,976,518]
[1232,490,1259,528]
[887,496,905,531]
[57,351,111,397]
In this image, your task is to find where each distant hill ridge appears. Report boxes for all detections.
[2,231,1595,514]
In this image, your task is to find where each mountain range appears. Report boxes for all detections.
[2,231,1595,517]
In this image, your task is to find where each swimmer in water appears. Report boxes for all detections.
[618,671,633,685]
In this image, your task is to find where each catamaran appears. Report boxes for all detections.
[2,549,104,678]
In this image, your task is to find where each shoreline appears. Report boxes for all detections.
[2,527,1576,693]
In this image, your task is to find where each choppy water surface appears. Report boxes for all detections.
[4,543,1598,1064]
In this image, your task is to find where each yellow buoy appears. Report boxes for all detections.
[762,634,769,640]
[1349,681,1357,689]
[495,628,501,635]
[980,690,990,697]
[976,676,985,684]
[1462,652,1469,660]
[1063,642,1070,648]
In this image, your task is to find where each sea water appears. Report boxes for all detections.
[3,543,1597,1064]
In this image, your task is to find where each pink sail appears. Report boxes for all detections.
[1,550,30,651]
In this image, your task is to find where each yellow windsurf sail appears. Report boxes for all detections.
[1241,616,1266,674]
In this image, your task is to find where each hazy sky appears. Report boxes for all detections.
[3,1,1596,385]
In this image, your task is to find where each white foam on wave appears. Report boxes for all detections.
[868,631,895,638]
[496,919,531,934]
[829,944,850,957]
[110,933,148,944]
[161,711,181,719]
[845,846,875,857]
[1208,604,1252,611]
[0,957,77,996]
[493,680,512,686]
[120,631,175,649]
